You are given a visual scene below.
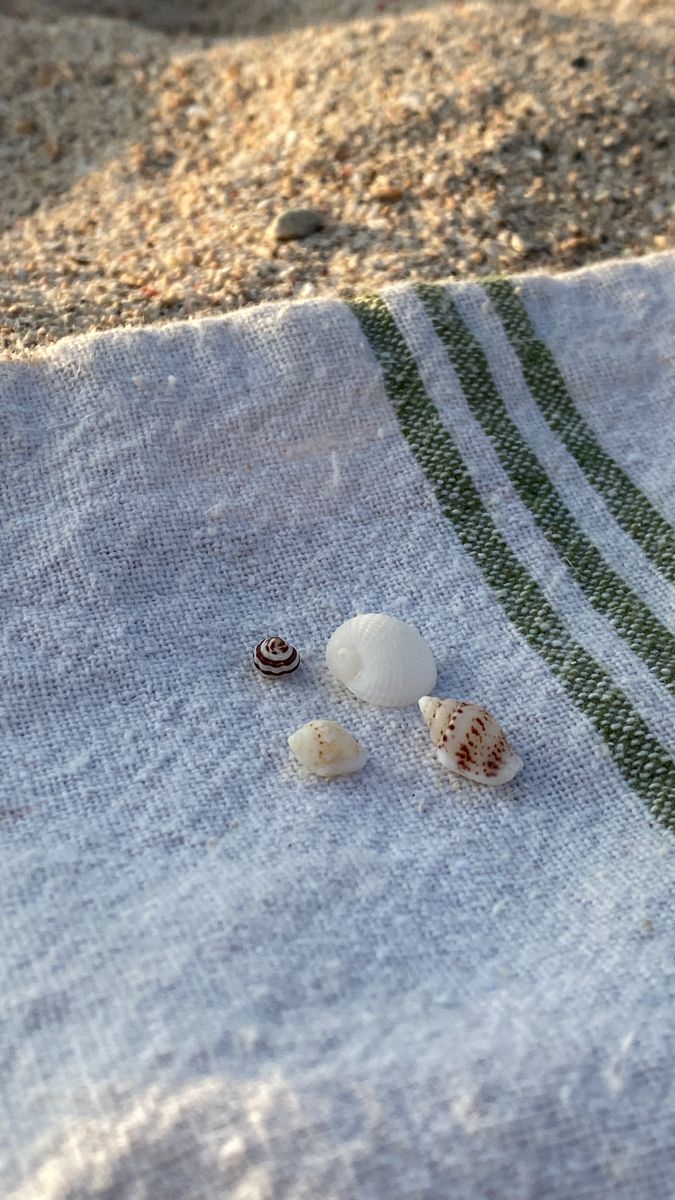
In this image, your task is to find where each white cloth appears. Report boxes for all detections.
[1,252,674,1198]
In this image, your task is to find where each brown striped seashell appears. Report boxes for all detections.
[253,636,300,677]
[418,696,523,786]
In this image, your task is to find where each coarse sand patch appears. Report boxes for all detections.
[0,0,673,355]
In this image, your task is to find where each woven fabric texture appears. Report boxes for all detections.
[1,251,675,1198]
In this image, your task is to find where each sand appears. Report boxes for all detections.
[0,0,673,355]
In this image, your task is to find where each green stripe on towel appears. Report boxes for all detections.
[414,281,675,696]
[483,277,675,585]
[349,292,675,830]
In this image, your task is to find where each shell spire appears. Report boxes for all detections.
[418,696,523,786]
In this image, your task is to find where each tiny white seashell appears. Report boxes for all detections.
[418,696,523,786]
[253,636,300,676]
[287,720,367,778]
[325,613,436,707]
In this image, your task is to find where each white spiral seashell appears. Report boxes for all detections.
[287,720,367,778]
[419,697,523,786]
[325,613,436,708]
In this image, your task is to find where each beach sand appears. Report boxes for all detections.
[0,0,673,355]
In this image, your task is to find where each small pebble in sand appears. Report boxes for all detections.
[271,207,326,241]
[371,181,405,203]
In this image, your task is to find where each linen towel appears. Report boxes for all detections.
[2,251,675,1198]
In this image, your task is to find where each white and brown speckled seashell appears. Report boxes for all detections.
[253,636,300,677]
[418,696,523,786]
[288,719,367,778]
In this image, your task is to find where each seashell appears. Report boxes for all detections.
[325,613,436,708]
[253,636,300,676]
[287,719,367,778]
[418,696,523,786]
